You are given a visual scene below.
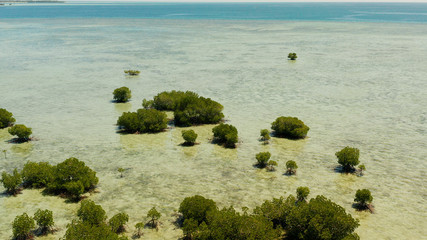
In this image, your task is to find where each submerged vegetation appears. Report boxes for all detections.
[0,108,15,128]
[271,116,309,139]
[113,87,132,103]
[117,109,168,133]
[212,123,238,148]
[142,91,224,126]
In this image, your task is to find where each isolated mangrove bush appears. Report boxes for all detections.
[336,146,360,172]
[117,109,168,133]
[124,70,140,76]
[260,129,271,144]
[8,124,32,141]
[182,129,198,146]
[0,108,15,128]
[147,207,161,229]
[288,52,298,60]
[212,123,238,148]
[271,116,309,139]
[285,160,298,175]
[296,186,310,202]
[113,87,132,103]
[354,189,373,210]
[255,152,271,168]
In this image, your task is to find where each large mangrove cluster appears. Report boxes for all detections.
[179,190,360,240]
[143,90,224,126]
[1,157,98,200]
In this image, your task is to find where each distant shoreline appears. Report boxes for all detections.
[0,1,63,3]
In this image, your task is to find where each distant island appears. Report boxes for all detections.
[0,0,63,3]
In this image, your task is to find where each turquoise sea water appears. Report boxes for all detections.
[1,2,427,23]
[0,3,427,240]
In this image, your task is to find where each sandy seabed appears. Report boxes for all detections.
[0,19,426,239]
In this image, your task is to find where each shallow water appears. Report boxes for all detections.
[0,19,426,239]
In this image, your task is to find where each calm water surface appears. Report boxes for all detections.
[0,6,426,240]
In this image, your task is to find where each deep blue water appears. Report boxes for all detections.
[1,2,427,23]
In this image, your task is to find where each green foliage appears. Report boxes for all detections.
[21,161,54,188]
[12,213,35,240]
[205,206,279,240]
[212,123,238,148]
[255,152,271,168]
[285,160,298,175]
[336,147,360,172]
[64,220,121,240]
[179,195,217,224]
[296,186,310,202]
[77,200,107,226]
[271,116,309,139]
[134,222,144,238]
[46,157,98,199]
[1,168,22,194]
[0,108,15,128]
[143,91,224,126]
[354,189,373,207]
[147,207,161,228]
[118,168,125,178]
[8,124,32,140]
[266,160,278,172]
[34,209,54,232]
[288,52,298,60]
[286,195,359,240]
[253,195,296,229]
[182,218,199,239]
[113,87,132,103]
[117,109,168,133]
[109,212,129,233]
[260,129,271,143]
[124,70,140,76]
[182,129,198,145]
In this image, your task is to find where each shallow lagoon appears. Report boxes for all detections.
[0,19,426,239]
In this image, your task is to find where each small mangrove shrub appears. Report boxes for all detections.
[34,209,54,234]
[134,222,144,238]
[124,70,140,76]
[118,168,125,178]
[109,212,129,233]
[181,129,198,146]
[255,152,271,168]
[212,123,238,148]
[21,161,54,188]
[296,186,310,202]
[12,213,35,240]
[0,108,15,128]
[113,87,132,103]
[1,168,22,195]
[288,52,298,60]
[266,160,278,172]
[271,116,309,139]
[260,129,271,144]
[336,146,360,172]
[354,189,373,210]
[285,160,298,175]
[8,124,32,141]
[117,109,168,133]
[147,207,161,229]
[358,164,366,176]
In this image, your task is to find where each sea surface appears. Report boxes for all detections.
[0,3,426,240]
